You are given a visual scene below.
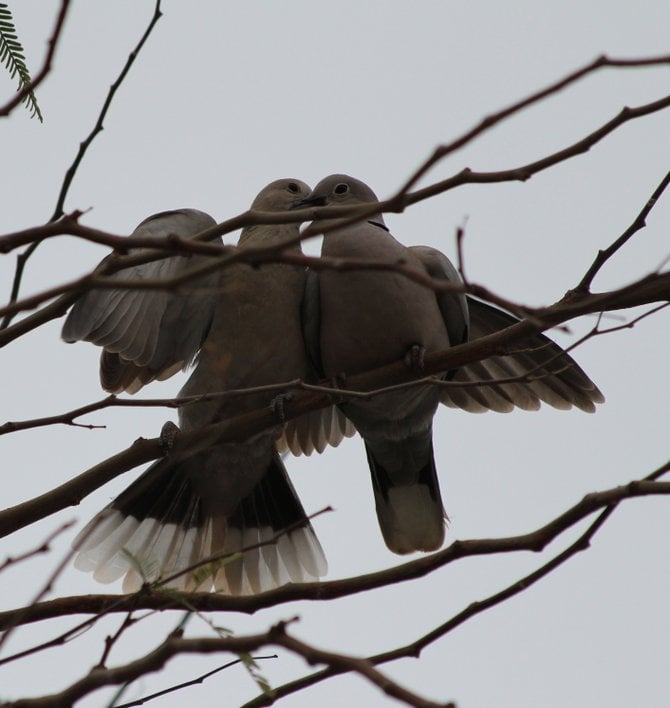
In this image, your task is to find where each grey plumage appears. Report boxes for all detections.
[298,174,603,555]
[62,209,220,394]
[410,245,604,413]
[64,182,338,594]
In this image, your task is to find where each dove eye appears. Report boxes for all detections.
[287,182,300,193]
[334,183,349,195]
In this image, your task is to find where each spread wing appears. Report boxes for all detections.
[62,208,221,393]
[409,245,604,413]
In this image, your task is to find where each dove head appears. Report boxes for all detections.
[134,209,217,240]
[310,174,379,206]
[250,178,311,211]
[239,178,311,249]
[297,174,386,227]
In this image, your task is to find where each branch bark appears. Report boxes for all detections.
[2,472,668,631]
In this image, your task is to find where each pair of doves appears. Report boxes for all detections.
[62,175,603,595]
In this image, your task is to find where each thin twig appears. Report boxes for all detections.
[273,626,453,708]
[112,655,278,708]
[1,0,163,330]
[0,521,73,574]
[574,168,670,292]
[106,611,191,706]
[97,612,137,669]
[400,93,670,212]
[0,519,78,652]
[0,594,146,668]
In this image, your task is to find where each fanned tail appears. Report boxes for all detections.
[73,451,326,594]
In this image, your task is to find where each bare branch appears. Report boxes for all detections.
[250,442,670,706]
[1,0,163,330]
[400,92,670,210]
[394,53,670,195]
[0,521,73,573]
[96,611,137,669]
[0,434,164,538]
[244,495,618,707]
[1,57,670,343]
[0,596,143,668]
[112,655,278,708]
[2,470,668,630]
[0,520,77,652]
[2,186,669,334]
[273,627,453,708]
[4,621,448,708]
[575,168,670,292]
[3,275,670,538]
[9,298,664,442]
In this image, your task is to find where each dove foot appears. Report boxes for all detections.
[159,421,181,454]
[270,392,293,424]
[404,344,426,370]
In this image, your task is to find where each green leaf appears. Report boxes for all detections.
[240,653,275,697]
[0,3,43,121]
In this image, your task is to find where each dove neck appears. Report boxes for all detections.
[238,223,302,252]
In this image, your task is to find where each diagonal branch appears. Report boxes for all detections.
[247,457,670,706]
[2,272,670,538]
[399,92,670,211]
[243,494,620,707]
[5,621,449,708]
[0,521,73,573]
[7,293,665,441]
[1,59,670,343]
[112,655,278,708]
[1,0,163,330]
[574,167,670,292]
[2,470,668,630]
[394,53,670,195]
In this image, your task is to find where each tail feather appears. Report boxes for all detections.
[365,440,446,554]
[214,454,327,593]
[73,449,326,594]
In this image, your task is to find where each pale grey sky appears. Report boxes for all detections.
[2,2,670,707]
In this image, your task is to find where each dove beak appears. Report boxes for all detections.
[291,194,327,209]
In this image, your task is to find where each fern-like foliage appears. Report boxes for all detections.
[0,2,43,121]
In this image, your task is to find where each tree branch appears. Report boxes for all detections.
[0,521,73,574]
[3,271,670,538]
[4,621,449,708]
[2,471,668,630]
[399,92,670,211]
[243,490,620,707]
[574,167,670,292]
[112,655,278,708]
[0,0,163,330]
[394,53,670,195]
[2,57,670,343]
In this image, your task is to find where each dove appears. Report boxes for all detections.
[64,180,347,594]
[298,174,603,555]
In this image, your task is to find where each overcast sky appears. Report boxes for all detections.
[2,2,670,707]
